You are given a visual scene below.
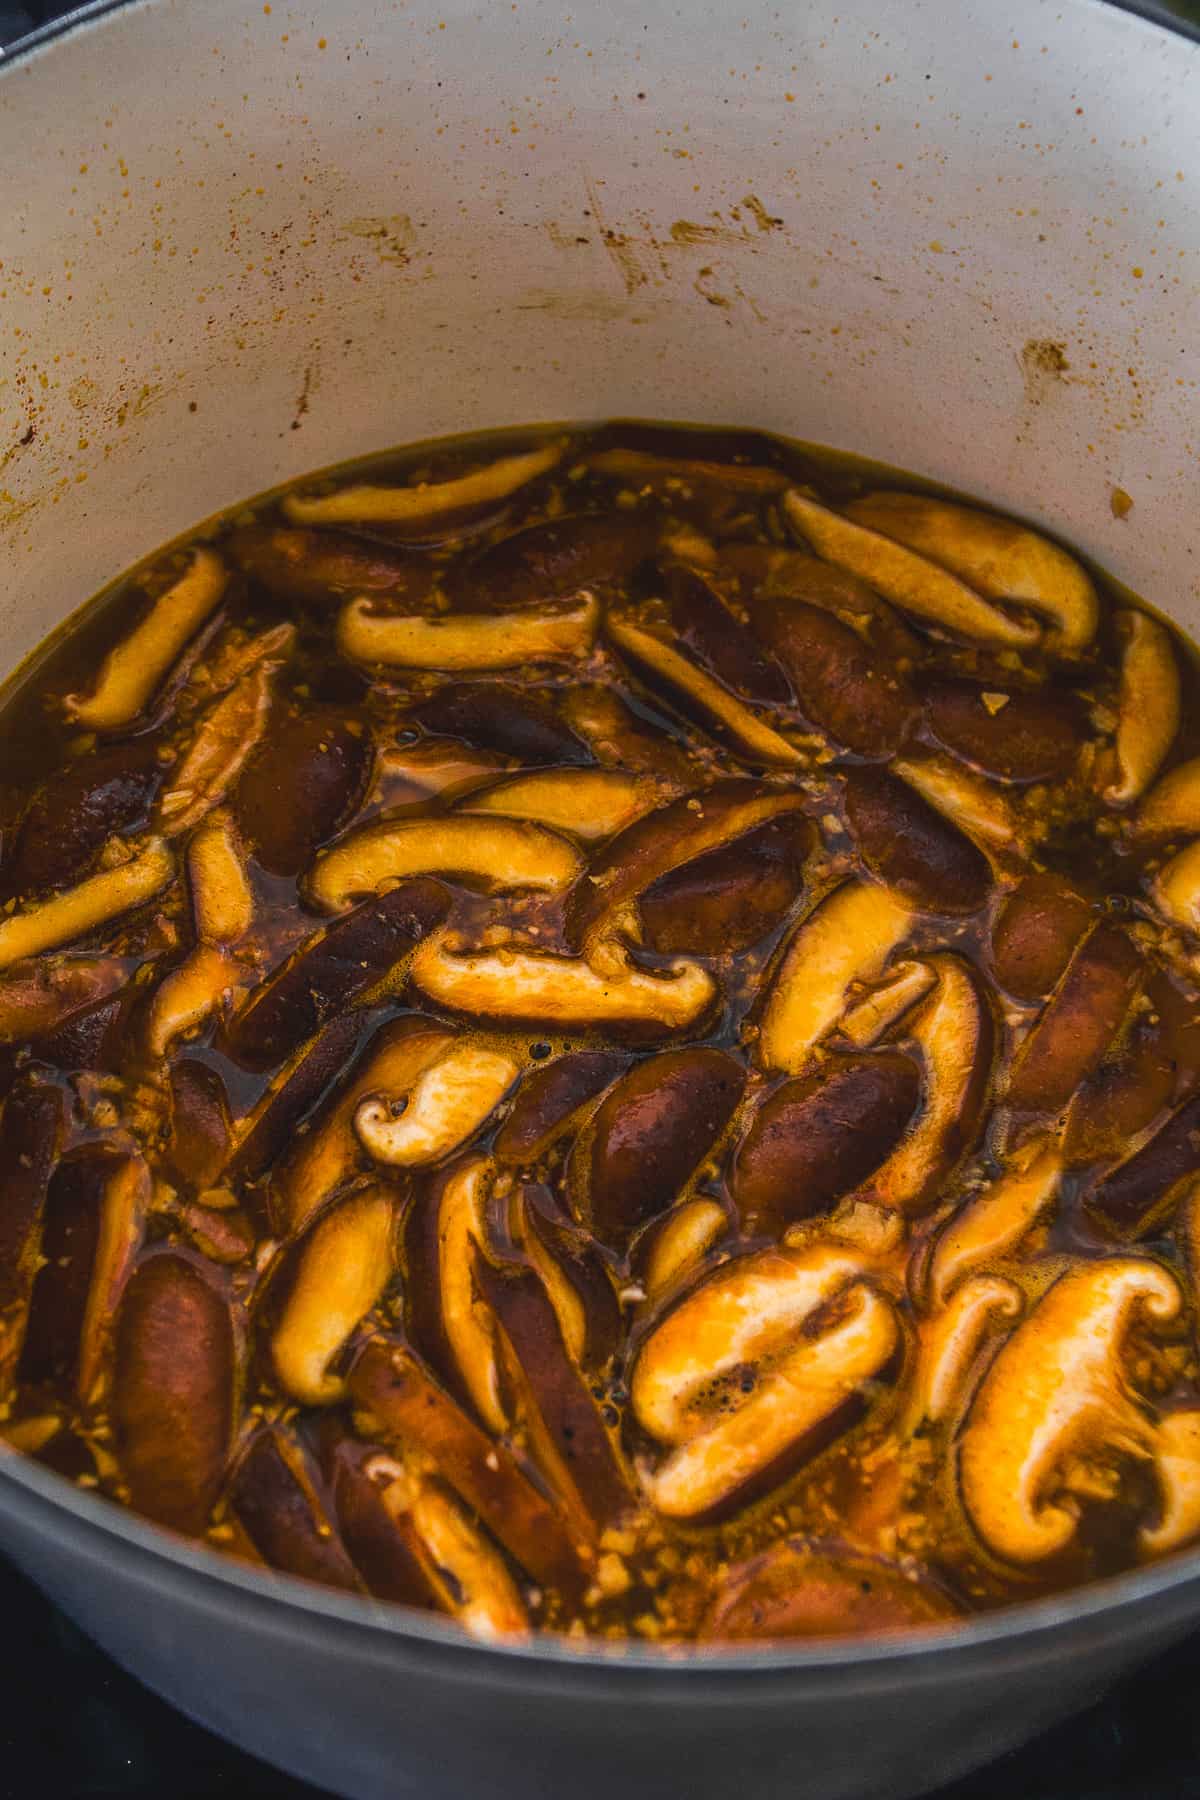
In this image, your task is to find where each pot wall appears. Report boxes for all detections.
[2,0,1198,667]
[4,1461,1200,1800]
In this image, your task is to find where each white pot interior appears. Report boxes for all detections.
[1,0,1197,668]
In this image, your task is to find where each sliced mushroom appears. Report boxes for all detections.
[1098,611,1181,806]
[8,737,164,897]
[560,683,699,783]
[460,768,674,843]
[754,879,914,1074]
[564,780,808,951]
[632,1244,898,1520]
[227,1012,365,1185]
[348,1339,590,1590]
[227,523,435,609]
[111,1251,235,1536]
[271,1185,396,1406]
[319,1432,441,1607]
[730,1053,920,1233]
[356,1043,520,1168]
[199,620,297,696]
[493,1049,628,1166]
[0,1081,64,1393]
[408,937,716,1039]
[475,1255,634,1538]
[402,1156,506,1431]
[339,592,599,671]
[836,960,937,1049]
[1063,981,1183,1168]
[717,543,921,664]
[843,491,1099,653]
[891,753,1026,854]
[990,874,1093,1001]
[925,1139,1062,1306]
[641,1198,729,1300]
[783,492,1038,649]
[450,511,660,611]
[0,838,174,971]
[274,1019,454,1232]
[228,1424,365,1591]
[224,879,450,1069]
[157,661,276,838]
[371,738,513,810]
[571,1047,744,1251]
[743,595,917,758]
[145,943,239,1059]
[958,1258,1179,1564]
[842,766,992,913]
[703,1538,960,1639]
[657,562,793,705]
[855,954,996,1216]
[410,681,590,768]
[515,1184,622,1369]
[1150,839,1200,937]
[385,1474,530,1640]
[605,616,802,768]
[65,548,228,731]
[234,706,373,877]
[0,956,126,1044]
[900,1276,1023,1433]
[282,442,563,526]
[163,1059,234,1193]
[1086,1092,1200,1241]
[638,811,813,958]
[186,809,254,945]
[1006,923,1142,1116]
[308,816,581,912]
[923,678,1083,785]
[1140,766,1200,856]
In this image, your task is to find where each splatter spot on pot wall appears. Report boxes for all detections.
[1021,338,1070,403]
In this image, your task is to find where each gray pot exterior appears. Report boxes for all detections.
[3,1466,1196,1800]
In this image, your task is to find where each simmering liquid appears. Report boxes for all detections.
[2,420,1199,1643]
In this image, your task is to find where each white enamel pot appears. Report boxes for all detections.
[1,3,1199,1796]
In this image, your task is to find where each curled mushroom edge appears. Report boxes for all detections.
[409,934,717,1035]
[958,1258,1181,1565]
[354,1042,521,1168]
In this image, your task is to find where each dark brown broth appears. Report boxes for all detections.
[1,421,1199,1643]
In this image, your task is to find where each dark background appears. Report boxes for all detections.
[2,0,1200,1794]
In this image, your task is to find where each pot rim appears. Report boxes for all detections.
[5,0,1197,64]
[3,0,1200,1683]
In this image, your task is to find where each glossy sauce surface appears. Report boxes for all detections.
[2,421,1200,1644]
